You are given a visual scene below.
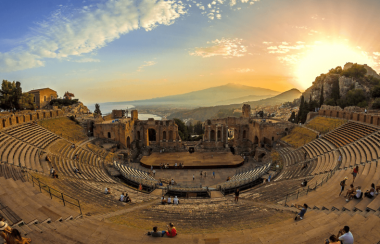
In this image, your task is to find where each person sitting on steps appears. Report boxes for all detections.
[345,184,355,198]
[301,179,307,187]
[161,196,167,205]
[324,234,340,244]
[337,226,354,244]
[148,226,165,237]
[165,223,177,237]
[294,203,308,220]
[124,193,131,203]
[347,186,362,201]
[364,183,375,199]
[173,196,179,205]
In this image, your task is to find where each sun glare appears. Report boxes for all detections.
[296,43,376,89]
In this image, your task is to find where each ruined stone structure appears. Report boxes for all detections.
[318,106,380,127]
[27,88,58,109]
[93,110,181,149]
[111,109,125,119]
[242,104,251,118]
[0,109,64,130]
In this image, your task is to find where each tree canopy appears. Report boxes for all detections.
[0,80,35,111]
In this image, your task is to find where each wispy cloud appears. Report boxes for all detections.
[73,58,101,63]
[267,42,305,54]
[190,38,247,58]
[137,61,157,72]
[235,68,254,73]
[0,0,187,72]
[374,52,380,56]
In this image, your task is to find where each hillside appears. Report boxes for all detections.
[100,83,280,108]
[168,88,301,121]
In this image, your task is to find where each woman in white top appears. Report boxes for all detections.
[120,193,124,201]
[173,196,179,205]
[365,183,375,198]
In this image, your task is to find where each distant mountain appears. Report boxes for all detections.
[102,83,280,108]
[168,88,302,121]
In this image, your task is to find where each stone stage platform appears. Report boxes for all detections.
[140,152,244,169]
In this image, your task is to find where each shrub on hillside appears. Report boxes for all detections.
[372,98,380,109]
[50,98,79,108]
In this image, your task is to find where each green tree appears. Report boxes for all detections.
[341,63,367,79]
[372,98,380,109]
[328,66,343,75]
[174,118,189,141]
[288,111,296,123]
[20,93,35,110]
[319,85,324,106]
[371,85,380,98]
[0,80,16,111]
[331,79,340,104]
[339,89,366,107]
[94,103,102,115]
[193,121,204,135]
[13,81,22,110]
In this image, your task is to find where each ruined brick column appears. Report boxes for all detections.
[208,126,211,142]
[221,126,224,143]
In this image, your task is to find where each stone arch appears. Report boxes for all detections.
[285,128,288,132]
[217,130,221,140]
[29,114,33,121]
[37,113,40,120]
[163,131,167,140]
[148,128,156,142]
[169,130,173,141]
[107,132,111,138]
[371,116,374,124]
[126,136,131,149]
[210,130,215,141]
[254,136,259,144]
[137,131,141,140]
[242,130,247,139]
[336,111,339,118]
[9,118,12,126]
[2,119,5,128]
[50,111,53,117]
[23,116,25,123]
[56,111,59,116]
[329,110,333,117]
[16,117,19,124]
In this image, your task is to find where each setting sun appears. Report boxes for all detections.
[295,43,376,89]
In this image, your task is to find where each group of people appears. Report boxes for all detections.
[339,176,379,202]
[119,192,131,203]
[161,196,179,205]
[324,226,354,244]
[73,166,82,174]
[1,220,32,244]
[148,223,177,237]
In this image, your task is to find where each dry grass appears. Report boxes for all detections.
[305,116,347,133]
[282,127,317,148]
[38,117,88,143]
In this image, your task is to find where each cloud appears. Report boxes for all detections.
[374,52,380,56]
[190,38,247,58]
[235,68,254,73]
[0,0,186,72]
[137,61,157,72]
[263,41,272,45]
[73,58,101,63]
[267,43,305,53]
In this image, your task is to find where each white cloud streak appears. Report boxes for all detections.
[0,0,186,72]
[137,61,157,72]
[189,38,247,58]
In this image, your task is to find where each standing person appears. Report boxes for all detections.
[294,203,308,220]
[337,226,354,244]
[204,172,207,178]
[139,184,142,191]
[153,169,156,176]
[151,165,153,171]
[193,174,195,181]
[50,167,55,177]
[234,189,240,202]
[339,177,348,196]
[200,171,202,177]
[213,171,215,179]
[352,166,359,183]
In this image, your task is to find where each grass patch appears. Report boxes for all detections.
[282,127,317,148]
[38,117,88,143]
[305,116,346,134]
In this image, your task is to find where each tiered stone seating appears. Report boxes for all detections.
[4,123,60,149]
[115,162,157,189]
[221,163,270,189]
[323,121,378,147]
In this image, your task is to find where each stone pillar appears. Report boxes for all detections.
[221,126,224,143]
[216,126,218,142]
[208,126,211,142]
[225,126,229,147]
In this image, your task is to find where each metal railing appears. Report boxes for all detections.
[283,164,340,206]
[25,173,82,215]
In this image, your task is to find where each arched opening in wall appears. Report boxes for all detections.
[323,111,326,116]
[169,130,173,141]
[228,129,234,140]
[50,111,52,117]
[163,131,167,141]
[56,111,59,116]
[2,119,5,128]
[43,112,46,118]
[272,137,274,142]
[137,131,141,140]
[29,114,32,121]
[37,113,40,120]
[166,121,169,126]
[22,116,25,123]
[230,147,235,154]
[16,117,19,124]
[126,137,131,149]
[242,130,246,139]
[285,128,288,132]
[107,132,111,138]
[148,129,156,142]
[257,153,266,162]
[217,130,221,141]
[210,130,215,141]
[9,118,12,126]
[336,112,339,117]
[378,119,380,127]
[254,136,259,144]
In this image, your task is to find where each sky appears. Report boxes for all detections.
[1,0,380,104]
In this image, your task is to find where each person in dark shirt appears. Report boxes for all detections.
[235,189,240,202]
[294,203,308,220]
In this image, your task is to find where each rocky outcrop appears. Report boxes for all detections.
[344,62,380,79]
[62,102,90,114]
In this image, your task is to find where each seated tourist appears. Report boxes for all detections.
[337,226,354,244]
[50,167,55,177]
[324,234,340,244]
[120,193,125,202]
[173,196,179,205]
[165,223,177,237]
[294,203,308,220]
[364,183,375,199]
[301,179,307,187]
[347,186,362,201]
[52,171,59,179]
[105,188,110,194]
[124,194,131,203]
[345,184,355,198]
[0,221,12,242]
[167,196,172,204]
[161,196,167,204]
[148,226,165,237]
[166,163,169,168]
